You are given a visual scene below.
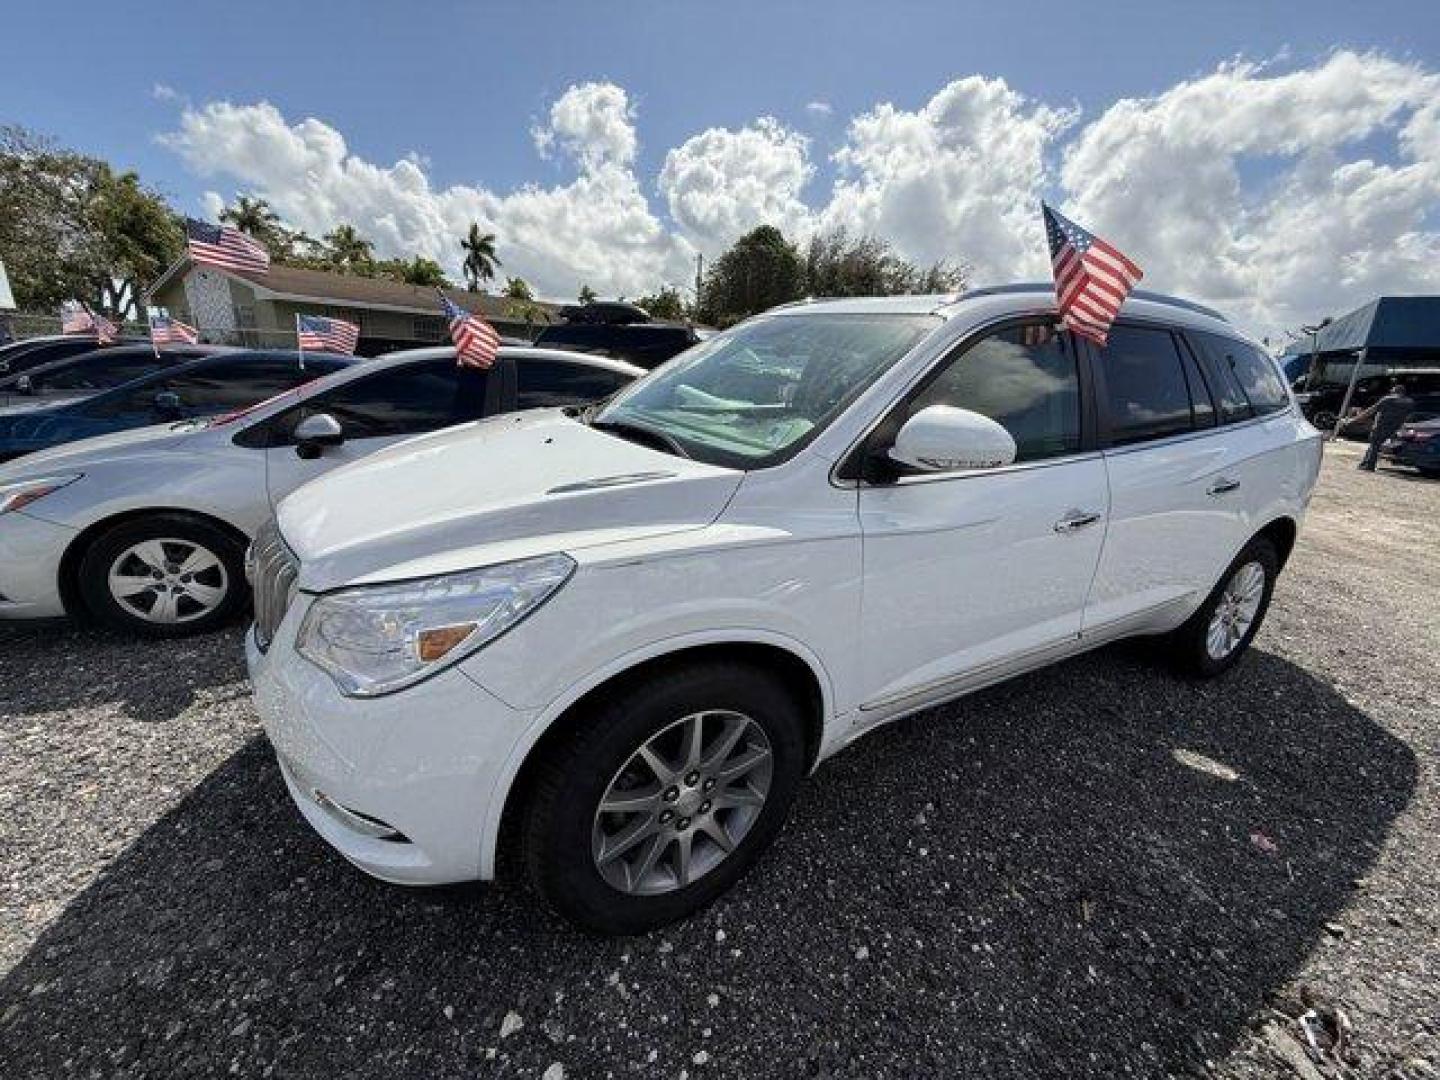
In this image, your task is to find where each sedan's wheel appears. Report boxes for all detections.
[78,514,248,638]
[592,710,774,896]
[107,538,229,626]
[1168,536,1278,677]
[524,662,806,935]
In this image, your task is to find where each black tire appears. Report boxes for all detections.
[1167,536,1279,678]
[523,661,808,935]
[77,513,248,638]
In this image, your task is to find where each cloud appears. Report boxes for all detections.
[805,101,833,117]
[152,83,180,102]
[659,118,814,249]
[161,93,693,299]
[820,75,1078,282]
[158,54,1440,335]
[532,82,638,168]
[1059,52,1440,332]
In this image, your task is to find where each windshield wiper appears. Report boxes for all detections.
[590,417,690,458]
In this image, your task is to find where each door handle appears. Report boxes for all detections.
[1207,477,1241,496]
[1054,510,1103,533]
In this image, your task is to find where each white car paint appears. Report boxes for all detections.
[248,289,1322,887]
[0,347,640,619]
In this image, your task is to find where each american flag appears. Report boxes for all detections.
[438,293,500,369]
[149,312,199,345]
[184,217,271,274]
[61,301,118,344]
[296,314,360,355]
[1043,203,1142,346]
[59,300,92,335]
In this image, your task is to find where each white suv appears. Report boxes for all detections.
[247,286,1322,934]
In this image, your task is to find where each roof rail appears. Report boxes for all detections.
[954,282,1229,322]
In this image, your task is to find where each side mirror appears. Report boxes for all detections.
[294,412,344,460]
[15,375,33,395]
[888,405,1017,473]
[153,390,182,417]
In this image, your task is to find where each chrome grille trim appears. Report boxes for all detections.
[248,518,300,652]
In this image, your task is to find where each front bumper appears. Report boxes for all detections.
[246,599,535,885]
[0,510,73,619]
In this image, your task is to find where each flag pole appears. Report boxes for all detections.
[294,312,305,371]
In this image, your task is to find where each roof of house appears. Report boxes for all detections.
[147,258,560,321]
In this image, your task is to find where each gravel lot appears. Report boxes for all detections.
[1,439,1435,1079]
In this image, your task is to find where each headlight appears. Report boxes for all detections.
[0,474,82,515]
[296,553,575,697]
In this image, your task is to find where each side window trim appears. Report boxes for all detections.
[840,315,1096,484]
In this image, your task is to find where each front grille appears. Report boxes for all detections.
[248,517,300,651]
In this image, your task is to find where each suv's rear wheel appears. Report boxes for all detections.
[1167,536,1278,677]
[523,662,807,934]
[77,514,248,637]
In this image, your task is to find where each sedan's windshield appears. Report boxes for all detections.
[592,313,937,469]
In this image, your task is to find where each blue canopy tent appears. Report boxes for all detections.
[1301,296,1440,381]
[1291,296,1440,434]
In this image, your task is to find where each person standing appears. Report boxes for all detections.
[1346,381,1415,471]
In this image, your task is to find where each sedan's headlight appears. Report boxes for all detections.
[0,474,82,515]
[296,553,575,697]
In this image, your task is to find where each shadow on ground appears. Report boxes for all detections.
[0,645,1416,1078]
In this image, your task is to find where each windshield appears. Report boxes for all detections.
[592,313,936,468]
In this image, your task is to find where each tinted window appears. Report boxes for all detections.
[517,360,632,409]
[85,356,325,419]
[282,359,489,440]
[907,322,1081,462]
[1192,332,1289,419]
[1098,326,1197,445]
[36,349,196,391]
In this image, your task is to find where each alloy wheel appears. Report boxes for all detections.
[107,537,230,625]
[1205,560,1266,660]
[591,710,773,896]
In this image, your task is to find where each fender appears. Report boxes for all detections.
[472,625,838,879]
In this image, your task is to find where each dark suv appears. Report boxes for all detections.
[534,302,700,369]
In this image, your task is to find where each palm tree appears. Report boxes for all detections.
[578,283,597,304]
[219,195,280,239]
[460,223,500,292]
[323,224,375,273]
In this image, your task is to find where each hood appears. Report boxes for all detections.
[0,395,81,413]
[0,398,71,418]
[279,410,743,591]
[0,420,209,480]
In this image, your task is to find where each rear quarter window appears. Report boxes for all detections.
[1191,332,1289,420]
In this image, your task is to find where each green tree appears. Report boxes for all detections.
[696,225,804,326]
[502,276,548,333]
[323,224,375,273]
[635,285,687,321]
[372,255,450,287]
[802,227,967,298]
[460,223,500,292]
[577,283,597,304]
[0,126,181,317]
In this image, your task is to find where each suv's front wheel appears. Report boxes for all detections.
[1168,536,1279,677]
[523,661,807,934]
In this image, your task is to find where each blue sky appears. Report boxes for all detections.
[4,0,1439,332]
